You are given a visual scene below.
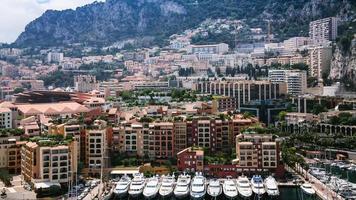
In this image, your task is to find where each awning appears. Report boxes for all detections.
[110,169,139,175]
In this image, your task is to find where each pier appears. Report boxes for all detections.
[285,165,344,200]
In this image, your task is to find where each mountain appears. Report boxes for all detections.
[14,0,355,47]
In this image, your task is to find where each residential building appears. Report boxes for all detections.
[309,17,338,44]
[21,140,77,188]
[148,122,174,159]
[47,52,64,63]
[235,134,281,172]
[85,120,108,175]
[268,70,307,95]
[177,147,204,172]
[0,107,12,128]
[74,75,98,93]
[309,46,332,79]
[283,37,310,50]
[212,96,237,112]
[195,80,287,108]
[188,43,229,54]
[174,122,187,154]
[0,135,21,172]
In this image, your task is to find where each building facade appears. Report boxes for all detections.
[309,17,338,44]
[268,70,307,95]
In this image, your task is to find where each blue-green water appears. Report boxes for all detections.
[111,187,321,200]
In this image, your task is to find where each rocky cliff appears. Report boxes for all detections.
[14,0,354,47]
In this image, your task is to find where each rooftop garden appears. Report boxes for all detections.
[327,112,356,126]
[0,129,24,137]
[29,134,74,147]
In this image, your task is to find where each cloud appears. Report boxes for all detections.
[0,0,105,43]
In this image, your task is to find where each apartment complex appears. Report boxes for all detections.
[268,70,307,95]
[309,17,338,44]
[309,46,332,79]
[188,43,229,54]
[0,135,22,173]
[195,80,287,108]
[47,52,64,63]
[235,134,281,172]
[283,37,310,50]
[21,140,77,188]
[85,120,108,173]
[212,96,237,112]
[177,147,204,172]
[74,75,98,93]
[0,107,12,128]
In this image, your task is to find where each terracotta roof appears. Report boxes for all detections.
[17,101,89,116]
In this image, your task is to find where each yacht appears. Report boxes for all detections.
[190,172,206,200]
[174,174,191,199]
[300,183,315,196]
[128,173,146,198]
[113,175,131,198]
[223,177,238,199]
[264,176,279,197]
[236,175,252,199]
[143,176,160,199]
[207,179,222,198]
[159,174,175,198]
[251,175,266,196]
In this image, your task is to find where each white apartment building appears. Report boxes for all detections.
[0,107,12,129]
[309,46,332,79]
[47,52,64,63]
[309,17,338,44]
[74,75,98,93]
[188,43,229,54]
[268,70,307,95]
[283,37,310,50]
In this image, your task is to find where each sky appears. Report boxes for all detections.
[0,0,105,43]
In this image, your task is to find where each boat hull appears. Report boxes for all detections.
[174,191,189,199]
[143,192,158,199]
[190,193,206,200]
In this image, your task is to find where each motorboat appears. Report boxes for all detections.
[236,175,252,199]
[251,175,266,196]
[207,179,222,198]
[223,177,238,199]
[264,176,279,197]
[174,174,191,199]
[300,183,315,196]
[128,173,146,198]
[190,172,206,200]
[159,174,175,198]
[143,176,160,199]
[113,174,131,198]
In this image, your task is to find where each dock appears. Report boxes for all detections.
[285,165,344,200]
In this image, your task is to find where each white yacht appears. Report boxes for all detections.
[300,183,315,196]
[128,173,146,198]
[174,174,191,199]
[143,176,160,199]
[251,175,266,196]
[159,174,175,198]
[236,175,252,199]
[264,176,279,197]
[223,177,238,199]
[207,179,222,198]
[190,172,206,200]
[113,175,131,198]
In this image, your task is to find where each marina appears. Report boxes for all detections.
[105,172,324,200]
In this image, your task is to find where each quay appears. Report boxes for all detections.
[285,165,344,200]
